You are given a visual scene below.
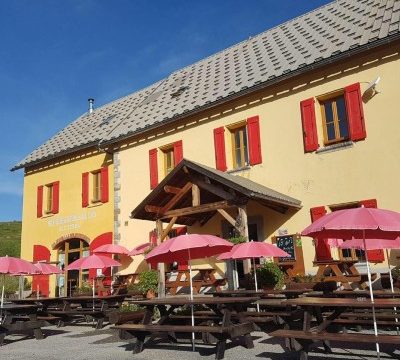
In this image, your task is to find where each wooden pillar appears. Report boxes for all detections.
[238,205,251,275]
[156,220,166,298]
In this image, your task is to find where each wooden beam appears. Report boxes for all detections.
[191,176,235,201]
[238,205,251,275]
[161,200,232,219]
[164,185,182,194]
[217,209,236,227]
[161,182,193,213]
[192,184,200,207]
[160,216,178,240]
[145,205,163,214]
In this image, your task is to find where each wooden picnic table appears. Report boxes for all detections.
[211,288,311,299]
[113,296,258,359]
[45,294,126,328]
[165,268,226,295]
[11,297,66,311]
[0,304,45,345]
[270,296,400,360]
[334,289,400,298]
[313,260,360,285]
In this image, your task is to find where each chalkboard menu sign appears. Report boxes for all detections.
[275,235,296,262]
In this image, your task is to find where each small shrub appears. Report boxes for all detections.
[137,270,158,295]
[75,281,93,295]
[118,302,144,312]
[256,261,285,289]
[228,236,247,245]
[391,266,400,280]
[292,274,318,283]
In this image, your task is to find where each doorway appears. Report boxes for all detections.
[56,238,89,296]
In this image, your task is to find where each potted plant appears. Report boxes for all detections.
[73,281,93,297]
[137,270,158,298]
[109,302,146,325]
[126,282,142,296]
[287,273,319,290]
[256,261,285,290]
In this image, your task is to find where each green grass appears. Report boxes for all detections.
[0,221,22,257]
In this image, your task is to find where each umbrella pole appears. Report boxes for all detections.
[385,249,399,334]
[92,278,95,310]
[252,258,260,312]
[363,233,380,359]
[188,249,195,352]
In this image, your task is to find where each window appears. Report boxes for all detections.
[162,146,175,176]
[300,82,366,153]
[91,171,101,203]
[213,116,262,172]
[37,181,59,217]
[230,125,249,169]
[45,184,54,214]
[148,140,183,189]
[82,167,109,207]
[320,94,349,145]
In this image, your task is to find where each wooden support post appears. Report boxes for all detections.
[156,220,166,298]
[160,216,178,241]
[192,184,200,206]
[238,205,251,275]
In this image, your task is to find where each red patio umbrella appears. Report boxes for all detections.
[218,241,289,310]
[66,255,121,305]
[92,244,130,255]
[129,242,153,256]
[0,256,41,307]
[302,207,400,359]
[33,262,63,299]
[145,233,232,350]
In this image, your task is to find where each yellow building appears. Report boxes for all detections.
[13,0,400,295]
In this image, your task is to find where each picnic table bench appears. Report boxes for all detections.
[270,297,400,360]
[112,296,258,359]
[165,268,226,295]
[0,304,45,345]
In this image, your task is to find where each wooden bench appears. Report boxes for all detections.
[113,322,254,360]
[47,309,106,329]
[108,310,145,325]
[270,329,400,360]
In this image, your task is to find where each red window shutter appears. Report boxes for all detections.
[300,98,319,152]
[100,167,109,203]
[359,199,377,208]
[82,172,89,207]
[149,148,158,189]
[213,127,227,171]
[173,140,183,165]
[247,116,262,165]
[32,245,51,297]
[52,181,60,214]
[360,198,384,262]
[344,83,366,141]
[36,185,43,218]
[310,206,332,261]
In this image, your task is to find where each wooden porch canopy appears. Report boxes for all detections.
[130,159,302,227]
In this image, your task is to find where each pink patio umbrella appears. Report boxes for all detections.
[302,207,400,359]
[66,255,121,306]
[0,256,41,308]
[33,262,63,299]
[93,244,130,255]
[129,242,153,256]
[145,233,233,350]
[218,241,290,311]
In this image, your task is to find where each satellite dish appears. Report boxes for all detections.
[365,76,381,94]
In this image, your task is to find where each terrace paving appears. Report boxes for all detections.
[1,324,399,360]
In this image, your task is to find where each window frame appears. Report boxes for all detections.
[91,170,102,203]
[228,121,249,170]
[160,145,175,177]
[318,90,350,146]
[44,183,54,214]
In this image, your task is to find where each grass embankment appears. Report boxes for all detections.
[0,221,22,257]
[0,221,25,294]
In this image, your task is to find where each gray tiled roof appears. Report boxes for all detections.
[12,0,400,170]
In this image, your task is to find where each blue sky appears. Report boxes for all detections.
[0,0,330,221]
